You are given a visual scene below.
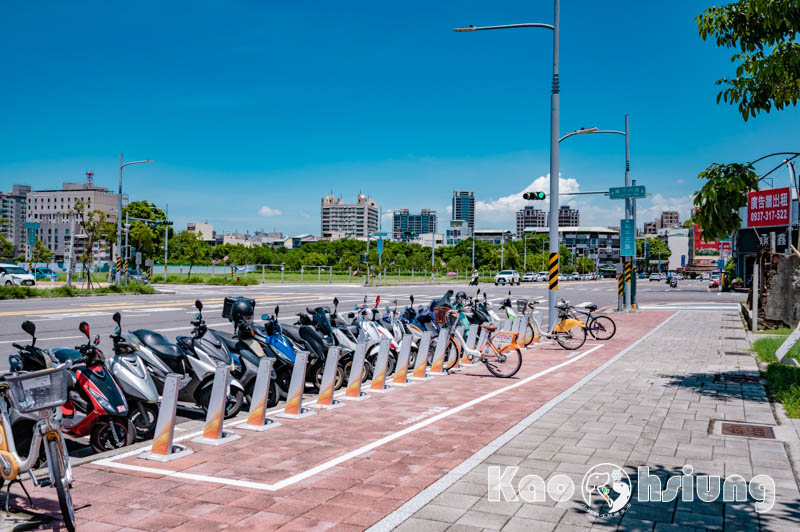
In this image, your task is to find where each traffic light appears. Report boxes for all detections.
[523,191,546,200]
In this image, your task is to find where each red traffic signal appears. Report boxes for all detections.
[523,191,546,200]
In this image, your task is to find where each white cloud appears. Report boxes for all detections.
[299,210,311,219]
[474,174,580,228]
[258,205,283,217]
[636,193,693,224]
[676,178,685,185]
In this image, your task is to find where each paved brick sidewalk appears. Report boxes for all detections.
[381,310,800,532]
[5,312,672,531]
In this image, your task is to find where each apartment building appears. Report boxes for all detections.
[547,205,580,227]
[393,209,437,241]
[321,194,379,240]
[452,191,475,231]
[516,206,546,238]
[0,184,30,256]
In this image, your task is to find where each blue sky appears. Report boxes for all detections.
[1,1,798,235]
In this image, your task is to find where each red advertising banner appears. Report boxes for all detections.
[693,224,720,251]
[748,187,790,228]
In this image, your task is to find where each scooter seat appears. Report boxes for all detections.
[132,329,185,373]
[280,324,305,346]
[212,330,240,352]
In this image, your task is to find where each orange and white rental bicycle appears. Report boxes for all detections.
[440,309,523,378]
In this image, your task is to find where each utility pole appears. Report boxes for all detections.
[164,203,169,281]
[623,116,632,310]
[500,234,505,269]
[430,233,435,282]
[523,232,527,271]
[124,211,129,285]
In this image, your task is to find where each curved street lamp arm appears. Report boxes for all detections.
[121,159,154,168]
[454,23,554,32]
[756,153,800,184]
[559,129,625,143]
[748,152,800,166]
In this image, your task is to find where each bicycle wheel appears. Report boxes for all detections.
[48,437,75,532]
[588,315,616,340]
[444,338,460,370]
[485,348,522,378]
[524,322,537,346]
[555,323,587,350]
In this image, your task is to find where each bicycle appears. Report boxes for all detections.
[436,308,522,378]
[568,304,616,340]
[0,365,75,531]
[518,299,588,350]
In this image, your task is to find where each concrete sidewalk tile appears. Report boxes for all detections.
[454,509,511,529]
[412,503,468,523]
[501,516,558,531]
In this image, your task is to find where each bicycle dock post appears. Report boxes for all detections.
[475,328,489,358]
[311,347,345,409]
[429,328,449,375]
[410,331,432,381]
[141,373,193,461]
[460,325,479,366]
[447,326,463,371]
[502,318,513,331]
[192,364,241,445]
[369,338,393,393]
[344,342,370,401]
[392,335,414,386]
[241,358,281,430]
[277,350,315,419]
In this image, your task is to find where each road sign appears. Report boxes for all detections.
[609,186,646,200]
[717,259,725,271]
[747,187,790,228]
[374,232,387,238]
[681,255,686,267]
[620,219,635,256]
[23,222,40,247]
[376,238,384,255]
[145,259,154,267]
[136,252,142,266]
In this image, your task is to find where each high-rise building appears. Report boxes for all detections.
[516,206,546,237]
[1,184,30,256]
[321,193,379,240]
[643,221,658,235]
[452,190,475,231]
[548,205,579,227]
[659,211,680,228]
[26,180,126,261]
[392,209,437,241]
[446,219,471,246]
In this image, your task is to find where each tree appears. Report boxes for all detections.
[32,239,54,264]
[0,217,12,258]
[691,162,759,241]
[170,230,209,278]
[697,0,800,121]
[123,201,169,260]
[575,257,596,274]
[72,199,114,288]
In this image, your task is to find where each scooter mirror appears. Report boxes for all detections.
[274,305,280,318]
[79,321,90,339]
[261,314,270,321]
[354,305,358,310]
[348,312,355,319]
[376,296,381,307]
[21,320,36,338]
[112,311,121,325]
[385,306,390,312]
[477,289,481,295]
[195,300,203,311]
[333,297,339,307]
[410,295,415,304]
[94,335,101,345]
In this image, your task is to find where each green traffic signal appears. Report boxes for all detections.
[523,191,546,200]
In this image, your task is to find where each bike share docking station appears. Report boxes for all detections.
[369,339,394,394]
[391,335,414,387]
[240,357,281,431]
[276,350,316,419]
[410,331,433,381]
[140,373,194,462]
[193,364,241,445]
[310,346,345,410]
[343,342,371,401]
[428,328,449,375]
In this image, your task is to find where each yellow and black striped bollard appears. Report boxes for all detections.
[548,252,559,291]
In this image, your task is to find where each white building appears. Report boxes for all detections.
[321,194,379,240]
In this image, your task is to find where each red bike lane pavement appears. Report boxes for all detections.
[23,311,672,531]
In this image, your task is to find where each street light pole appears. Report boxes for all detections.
[523,232,527,271]
[116,154,153,286]
[455,0,559,327]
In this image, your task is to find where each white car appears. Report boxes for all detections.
[537,271,549,282]
[0,264,36,286]
[494,270,520,286]
[521,272,536,283]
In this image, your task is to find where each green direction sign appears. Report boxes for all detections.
[609,185,646,200]
[620,219,635,256]
[374,232,387,238]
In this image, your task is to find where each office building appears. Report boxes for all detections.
[26,179,126,261]
[392,209,437,241]
[660,211,680,228]
[187,222,215,243]
[452,190,475,231]
[0,184,30,256]
[446,219,471,246]
[548,205,580,227]
[643,221,658,235]
[516,206,546,238]
[528,226,620,269]
[321,194,379,240]
[473,229,512,245]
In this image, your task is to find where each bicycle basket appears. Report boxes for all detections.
[516,299,529,313]
[4,367,68,414]
[433,306,451,326]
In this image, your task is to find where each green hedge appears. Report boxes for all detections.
[0,284,155,300]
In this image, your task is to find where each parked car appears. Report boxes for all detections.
[537,271,549,282]
[126,269,150,283]
[0,263,36,286]
[700,273,710,281]
[34,267,58,281]
[649,273,661,282]
[494,270,520,285]
[521,272,536,283]
[638,272,648,279]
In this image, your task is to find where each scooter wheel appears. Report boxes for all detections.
[90,418,134,453]
[129,403,159,441]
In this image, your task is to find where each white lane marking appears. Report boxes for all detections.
[368,312,679,532]
[637,305,740,310]
[93,344,606,491]
[0,335,83,345]
[576,302,592,308]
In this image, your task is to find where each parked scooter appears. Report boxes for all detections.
[10,320,134,454]
[132,300,245,418]
[107,312,161,440]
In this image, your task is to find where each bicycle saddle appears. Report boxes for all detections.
[480,324,497,332]
[585,304,598,312]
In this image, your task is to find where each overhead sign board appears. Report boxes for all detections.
[620,219,635,256]
[609,186,646,200]
[747,187,790,228]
